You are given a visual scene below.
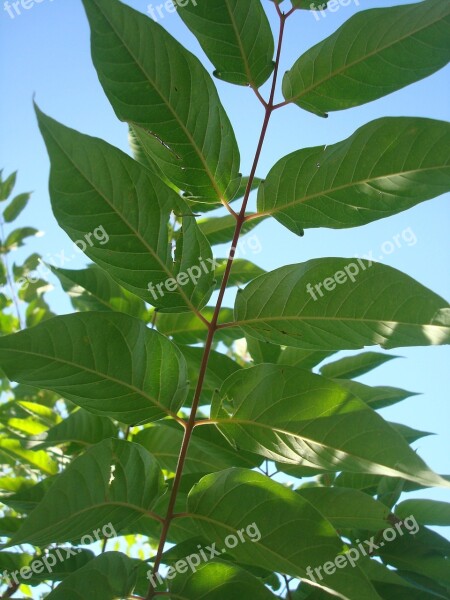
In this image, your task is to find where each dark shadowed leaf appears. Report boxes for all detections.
[50,265,148,320]
[35,409,118,448]
[8,439,164,547]
[45,552,140,600]
[0,312,189,425]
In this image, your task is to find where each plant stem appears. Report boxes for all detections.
[145,10,289,599]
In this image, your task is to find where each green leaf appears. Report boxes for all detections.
[29,549,95,584]
[177,0,274,88]
[3,192,31,223]
[277,348,334,369]
[8,439,164,547]
[292,0,329,10]
[0,549,95,586]
[50,265,148,319]
[283,0,450,116]
[36,107,214,312]
[0,476,35,494]
[187,468,380,599]
[135,420,259,475]
[332,380,417,411]
[82,0,241,203]
[45,552,139,600]
[258,118,450,234]
[0,171,17,201]
[296,487,390,532]
[396,499,450,527]
[36,409,118,448]
[25,296,56,328]
[214,259,265,291]
[246,336,282,364]
[211,364,448,487]
[198,214,265,246]
[169,561,278,599]
[320,351,399,379]
[0,312,189,425]
[233,259,450,350]
[4,227,39,250]
[1,478,55,513]
[390,422,432,444]
[0,551,34,576]
[0,438,58,475]
[378,527,450,588]
[0,517,21,537]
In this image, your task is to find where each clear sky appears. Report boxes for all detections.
[1,0,449,518]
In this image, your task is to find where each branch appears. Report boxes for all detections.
[145,9,290,599]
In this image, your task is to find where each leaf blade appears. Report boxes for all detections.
[258,118,450,233]
[211,364,448,487]
[36,107,214,312]
[233,259,450,350]
[0,312,189,425]
[82,0,241,202]
[177,0,274,88]
[283,0,450,115]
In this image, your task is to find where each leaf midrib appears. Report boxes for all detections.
[92,0,226,203]
[2,346,177,419]
[15,500,162,545]
[41,118,200,314]
[208,418,443,486]
[287,5,450,105]
[260,164,448,217]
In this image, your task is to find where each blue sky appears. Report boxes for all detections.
[0,0,449,516]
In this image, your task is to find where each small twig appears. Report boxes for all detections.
[221,198,239,219]
[249,85,268,108]
[285,6,298,18]
[244,211,269,222]
[215,321,236,330]
[1,582,19,599]
[272,99,291,110]
[145,7,290,599]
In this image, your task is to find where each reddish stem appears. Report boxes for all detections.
[145,10,289,599]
